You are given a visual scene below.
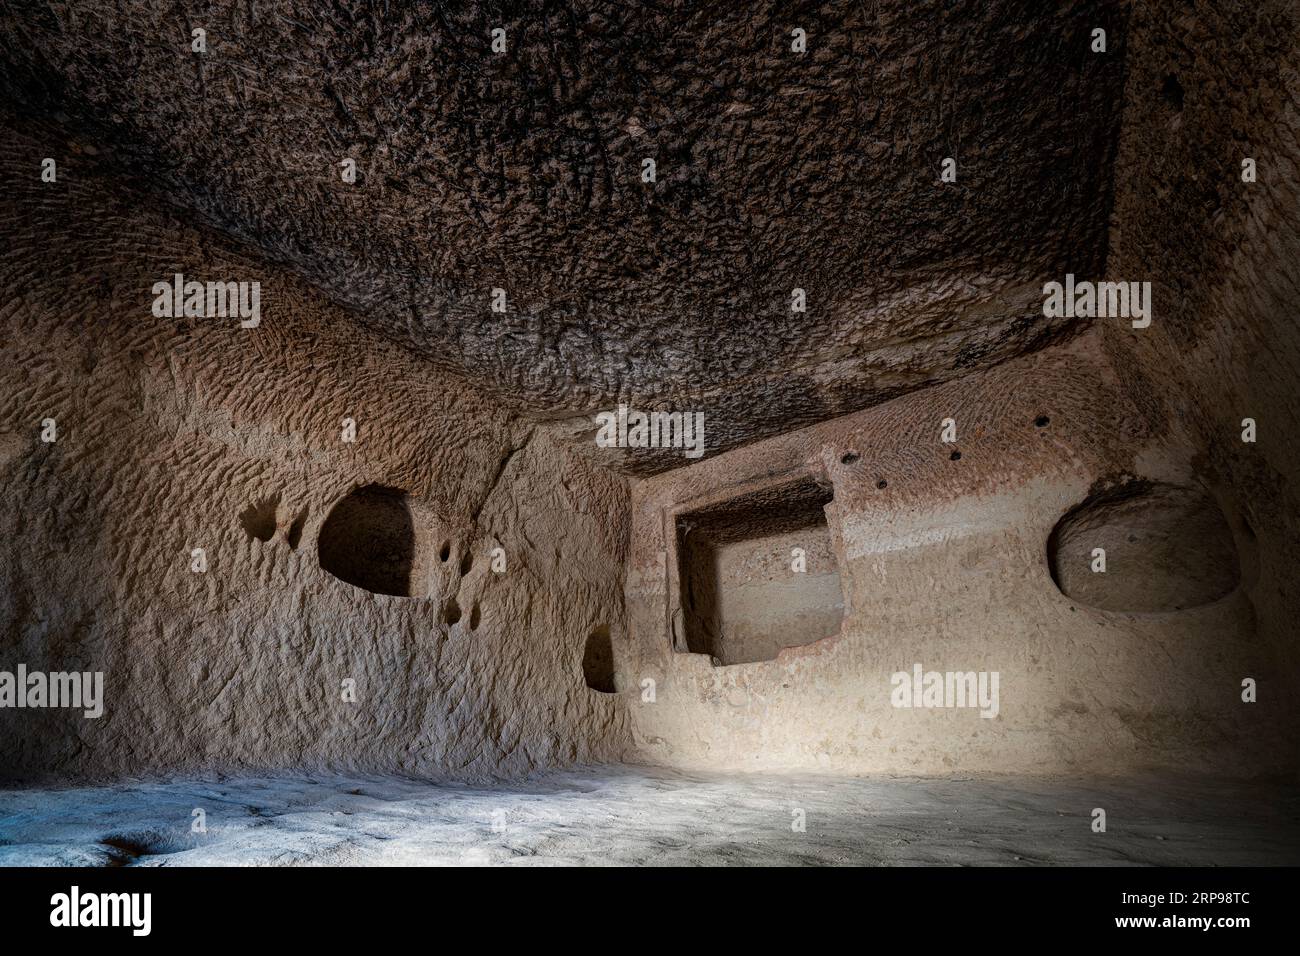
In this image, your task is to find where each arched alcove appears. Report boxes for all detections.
[1048,479,1239,612]
[583,625,616,693]
[318,485,417,597]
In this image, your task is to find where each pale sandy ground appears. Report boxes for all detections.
[1,767,1297,866]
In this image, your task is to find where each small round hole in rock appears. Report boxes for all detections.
[876,478,888,489]
[444,598,462,626]
[439,541,451,562]
[459,550,473,575]
[239,497,279,542]
[469,601,481,630]
[950,450,962,461]
[841,451,860,465]
[1035,415,1050,428]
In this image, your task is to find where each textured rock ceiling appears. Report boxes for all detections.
[0,1,1128,472]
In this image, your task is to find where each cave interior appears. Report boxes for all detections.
[0,1,1298,867]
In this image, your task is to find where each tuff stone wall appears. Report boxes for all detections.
[0,113,632,783]
[613,1,1298,779]
[2,2,1296,787]
[623,333,1288,776]
[1101,0,1300,704]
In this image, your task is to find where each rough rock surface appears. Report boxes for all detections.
[3,767,1297,867]
[1100,0,1300,700]
[1047,478,1240,613]
[0,111,632,783]
[0,1,1297,797]
[0,0,1128,470]
[625,334,1287,776]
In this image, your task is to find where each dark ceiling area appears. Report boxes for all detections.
[0,0,1128,471]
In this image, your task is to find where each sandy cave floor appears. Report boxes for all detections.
[1,767,1298,867]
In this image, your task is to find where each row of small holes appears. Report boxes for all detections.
[838,416,1050,485]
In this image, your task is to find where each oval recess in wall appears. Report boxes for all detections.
[1047,478,1240,613]
[318,484,418,597]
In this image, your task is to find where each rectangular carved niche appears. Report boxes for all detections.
[674,475,844,665]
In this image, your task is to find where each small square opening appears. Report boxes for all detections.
[675,475,844,665]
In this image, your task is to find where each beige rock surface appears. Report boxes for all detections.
[1101,0,1300,706]
[625,334,1288,776]
[0,2,1296,793]
[0,113,632,783]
